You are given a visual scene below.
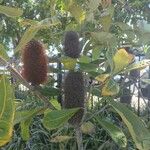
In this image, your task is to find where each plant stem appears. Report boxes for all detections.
[75,126,83,150]
[0,56,56,110]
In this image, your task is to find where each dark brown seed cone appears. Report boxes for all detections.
[64,31,81,58]
[22,40,48,86]
[63,71,85,126]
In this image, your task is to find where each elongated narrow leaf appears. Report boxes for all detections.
[20,118,32,141]
[110,101,150,150]
[43,108,79,130]
[14,108,45,125]
[15,17,60,53]
[0,75,15,146]
[0,5,23,17]
[96,118,127,148]
[124,60,150,72]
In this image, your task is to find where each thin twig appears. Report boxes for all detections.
[0,56,56,110]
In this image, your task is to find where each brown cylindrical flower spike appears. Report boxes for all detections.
[63,71,85,126]
[22,40,48,86]
[64,31,81,58]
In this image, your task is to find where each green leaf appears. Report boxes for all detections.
[79,62,97,72]
[14,108,45,125]
[102,79,119,96]
[110,101,150,150]
[0,75,15,146]
[50,99,61,110]
[67,2,85,24]
[100,15,112,32]
[79,56,91,64]
[15,26,38,53]
[61,56,77,70]
[20,118,32,141]
[15,17,60,53]
[124,60,150,72]
[43,108,79,130]
[91,32,117,47]
[0,5,23,17]
[96,118,127,148]
[0,44,9,60]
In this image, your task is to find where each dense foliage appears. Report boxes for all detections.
[0,0,150,150]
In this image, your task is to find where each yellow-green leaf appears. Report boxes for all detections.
[0,75,15,146]
[68,2,85,24]
[61,56,77,70]
[0,5,23,17]
[102,79,119,96]
[95,74,110,82]
[113,48,134,74]
[20,118,32,141]
[15,17,60,53]
[124,60,150,72]
[100,15,112,32]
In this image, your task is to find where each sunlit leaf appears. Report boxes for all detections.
[102,79,119,96]
[0,75,15,146]
[43,108,79,130]
[61,56,77,70]
[50,135,72,143]
[110,101,150,150]
[50,99,61,110]
[124,60,150,72]
[96,118,127,148]
[0,5,23,17]
[95,74,110,82]
[113,49,134,74]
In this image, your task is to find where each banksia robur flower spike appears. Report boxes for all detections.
[22,40,48,86]
[63,71,85,126]
[64,31,81,58]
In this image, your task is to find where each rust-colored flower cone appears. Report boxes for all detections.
[22,40,48,86]
[63,71,85,125]
[64,31,81,58]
